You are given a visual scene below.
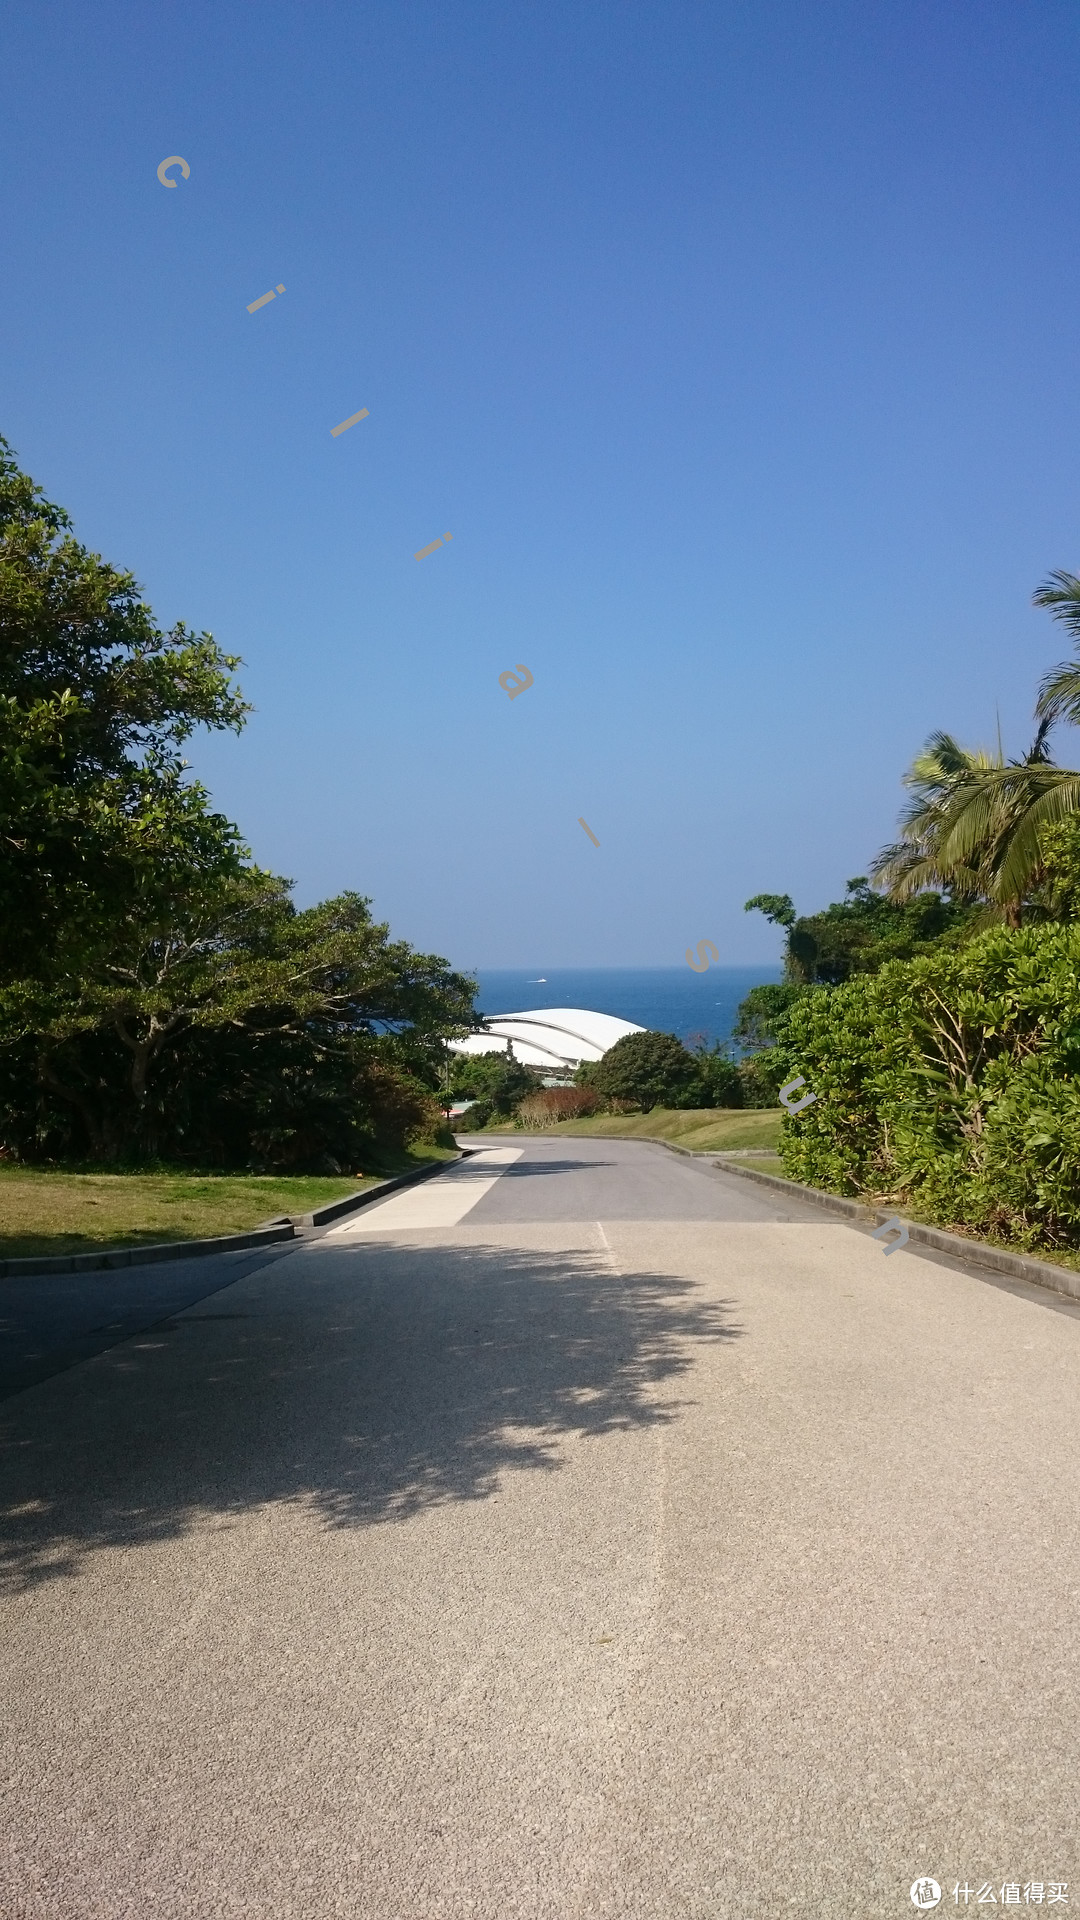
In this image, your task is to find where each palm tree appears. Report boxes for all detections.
[871,730,1004,906]
[929,720,1079,924]
[872,721,1077,926]
[873,570,1080,926]
[1034,571,1080,728]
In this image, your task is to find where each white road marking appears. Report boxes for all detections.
[325,1148,524,1233]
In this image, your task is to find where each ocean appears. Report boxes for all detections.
[471,966,782,1054]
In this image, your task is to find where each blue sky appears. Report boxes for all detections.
[3,0,1079,970]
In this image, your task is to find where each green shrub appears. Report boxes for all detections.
[736,1051,789,1108]
[449,1051,540,1114]
[773,925,1080,1249]
[591,1031,697,1112]
[454,1098,494,1131]
[679,1048,744,1109]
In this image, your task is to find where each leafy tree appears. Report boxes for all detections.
[447,1047,541,1113]
[590,1030,697,1112]
[0,435,249,981]
[745,880,971,986]
[743,893,796,929]
[677,1043,744,1109]
[0,438,477,1170]
[730,983,817,1106]
[732,982,811,1051]
[736,1050,791,1108]
[1,882,475,1165]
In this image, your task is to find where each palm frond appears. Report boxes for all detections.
[1020,715,1055,765]
[1034,571,1080,726]
[1035,660,1080,728]
[939,768,1080,904]
[990,777,1080,902]
[1032,570,1080,639]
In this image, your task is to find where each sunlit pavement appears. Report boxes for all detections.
[2,1138,1078,1917]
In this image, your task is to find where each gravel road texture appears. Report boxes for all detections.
[1,1137,1077,1917]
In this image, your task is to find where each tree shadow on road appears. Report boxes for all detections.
[0,1236,742,1593]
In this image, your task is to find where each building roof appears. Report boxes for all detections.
[448,1006,644,1070]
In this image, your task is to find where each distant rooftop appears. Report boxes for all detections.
[449,1006,645,1070]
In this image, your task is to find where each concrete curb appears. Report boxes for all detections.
[459,1127,1080,1307]
[294,1153,462,1228]
[0,1219,296,1280]
[712,1157,1080,1304]
[0,1155,462,1279]
[707,1157,876,1221]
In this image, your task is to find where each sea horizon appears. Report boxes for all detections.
[471,965,783,1053]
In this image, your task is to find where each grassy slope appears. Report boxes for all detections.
[0,1146,456,1259]
[471,1108,782,1151]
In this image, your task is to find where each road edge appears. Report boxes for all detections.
[710,1155,1080,1305]
[0,1154,462,1279]
[473,1128,1080,1308]
[295,1152,462,1228]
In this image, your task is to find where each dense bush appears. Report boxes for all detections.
[579,1034,744,1112]
[590,1031,698,1112]
[0,1015,452,1174]
[454,1098,494,1132]
[448,1050,540,1114]
[516,1087,599,1128]
[680,1047,744,1109]
[773,925,1080,1250]
[736,1051,789,1108]
[731,983,813,1050]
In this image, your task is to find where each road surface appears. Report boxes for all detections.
[1,1137,1078,1917]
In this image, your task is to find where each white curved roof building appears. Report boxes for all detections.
[449,1007,644,1071]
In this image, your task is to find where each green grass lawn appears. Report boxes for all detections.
[0,1145,456,1260]
[470,1107,783,1152]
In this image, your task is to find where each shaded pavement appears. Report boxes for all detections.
[1,1139,1078,1916]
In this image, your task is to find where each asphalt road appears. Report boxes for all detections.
[2,1137,1078,1918]
[0,1244,294,1401]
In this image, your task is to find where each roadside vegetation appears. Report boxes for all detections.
[6,434,1079,1265]
[741,570,1080,1259]
[0,437,471,1204]
[455,568,1080,1265]
[451,1026,768,1132]
[0,1145,458,1261]
[503,1108,782,1153]
[449,1034,781,1149]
